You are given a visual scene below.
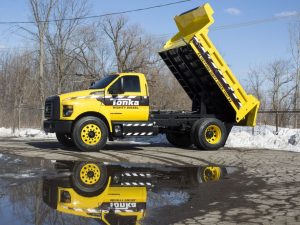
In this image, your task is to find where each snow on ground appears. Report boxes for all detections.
[226,125,300,152]
[0,127,55,139]
[0,125,299,152]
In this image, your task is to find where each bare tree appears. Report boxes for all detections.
[101,16,159,73]
[0,50,39,130]
[266,60,295,110]
[28,0,56,127]
[46,0,89,94]
[72,24,112,80]
[265,60,296,126]
[12,53,32,132]
[289,19,300,127]
[246,66,267,110]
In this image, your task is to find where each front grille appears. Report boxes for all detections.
[44,96,60,119]
[44,102,52,118]
[42,179,58,209]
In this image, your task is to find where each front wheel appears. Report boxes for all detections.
[72,116,108,152]
[72,162,108,197]
[56,133,74,147]
[191,118,227,150]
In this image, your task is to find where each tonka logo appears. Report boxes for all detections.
[110,202,136,209]
[112,99,139,106]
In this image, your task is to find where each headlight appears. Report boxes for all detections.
[63,105,73,117]
[60,190,71,203]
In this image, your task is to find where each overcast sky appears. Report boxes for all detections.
[0,0,299,82]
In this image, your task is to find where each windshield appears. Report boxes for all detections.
[90,75,118,89]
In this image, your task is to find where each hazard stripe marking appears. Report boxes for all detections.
[192,36,242,109]
[123,123,153,127]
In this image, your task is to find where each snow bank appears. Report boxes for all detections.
[0,127,55,139]
[226,125,300,152]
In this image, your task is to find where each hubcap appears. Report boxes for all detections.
[81,123,102,145]
[80,163,101,185]
[202,166,221,182]
[204,125,222,144]
[88,131,95,138]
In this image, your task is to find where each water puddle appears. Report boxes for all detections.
[0,154,238,225]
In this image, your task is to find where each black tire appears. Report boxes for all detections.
[190,118,206,149]
[72,162,108,197]
[166,132,192,148]
[191,118,227,150]
[56,133,74,147]
[72,116,108,152]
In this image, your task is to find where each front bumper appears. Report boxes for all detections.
[44,120,72,133]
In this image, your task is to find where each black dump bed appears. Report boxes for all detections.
[159,45,236,122]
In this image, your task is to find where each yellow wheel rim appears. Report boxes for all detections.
[202,166,221,182]
[79,163,101,185]
[205,125,222,144]
[80,123,102,145]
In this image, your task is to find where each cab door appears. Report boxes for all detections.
[104,75,149,121]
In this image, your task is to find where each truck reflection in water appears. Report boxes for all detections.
[43,161,228,225]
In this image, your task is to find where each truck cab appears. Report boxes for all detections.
[44,72,152,151]
[45,72,149,124]
[91,72,149,121]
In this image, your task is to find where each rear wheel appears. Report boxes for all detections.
[56,133,74,147]
[72,162,108,197]
[72,116,108,152]
[192,118,227,150]
[166,132,192,148]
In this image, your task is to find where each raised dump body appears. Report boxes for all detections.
[159,3,259,126]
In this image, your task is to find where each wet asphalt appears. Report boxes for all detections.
[0,138,299,224]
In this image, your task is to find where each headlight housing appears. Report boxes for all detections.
[60,190,71,203]
[63,105,73,117]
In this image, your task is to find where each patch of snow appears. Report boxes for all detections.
[0,127,55,139]
[226,167,239,174]
[144,134,168,144]
[12,159,22,163]
[0,172,38,179]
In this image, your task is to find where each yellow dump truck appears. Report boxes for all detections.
[43,162,148,225]
[43,3,259,152]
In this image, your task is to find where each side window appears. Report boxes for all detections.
[109,78,122,92]
[123,76,140,92]
[108,75,141,93]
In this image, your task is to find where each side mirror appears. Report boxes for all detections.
[90,81,95,87]
[109,88,124,95]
